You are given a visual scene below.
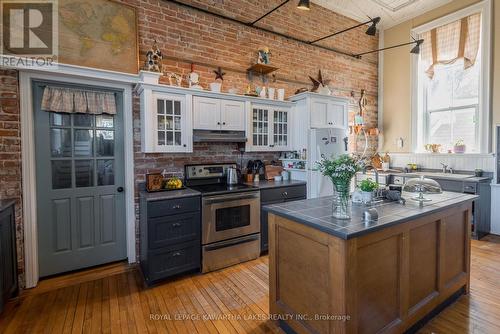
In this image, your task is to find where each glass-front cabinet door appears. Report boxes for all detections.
[142,92,192,153]
[248,104,291,151]
[251,106,270,149]
[272,109,289,150]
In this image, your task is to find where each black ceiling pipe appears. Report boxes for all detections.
[354,39,425,58]
[309,16,381,44]
[164,0,358,59]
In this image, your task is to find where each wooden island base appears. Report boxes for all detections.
[268,202,472,334]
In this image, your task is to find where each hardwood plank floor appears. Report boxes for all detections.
[1,236,499,334]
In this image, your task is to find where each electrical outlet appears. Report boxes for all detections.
[397,137,404,149]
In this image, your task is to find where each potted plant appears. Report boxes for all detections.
[453,139,466,154]
[317,154,360,219]
[359,178,379,203]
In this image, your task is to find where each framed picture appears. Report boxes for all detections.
[146,173,164,192]
[58,0,139,74]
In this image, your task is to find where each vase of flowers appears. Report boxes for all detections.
[317,154,360,219]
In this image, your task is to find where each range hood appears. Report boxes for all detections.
[193,130,247,143]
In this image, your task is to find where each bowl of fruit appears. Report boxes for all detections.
[164,176,185,191]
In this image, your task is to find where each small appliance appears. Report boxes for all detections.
[226,167,239,185]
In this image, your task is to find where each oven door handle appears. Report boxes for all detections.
[204,234,259,252]
[203,192,260,204]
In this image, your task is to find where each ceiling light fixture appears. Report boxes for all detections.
[365,17,381,36]
[354,38,424,58]
[250,0,309,26]
[410,38,424,54]
[309,16,381,44]
[297,0,310,10]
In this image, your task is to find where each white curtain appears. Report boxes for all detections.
[41,86,117,114]
[420,13,481,79]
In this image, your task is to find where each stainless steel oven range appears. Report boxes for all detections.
[185,163,260,273]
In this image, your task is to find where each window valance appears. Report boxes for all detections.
[41,86,117,115]
[420,13,481,79]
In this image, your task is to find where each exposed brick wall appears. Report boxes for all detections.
[1,0,379,285]
[127,0,379,176]
[0,69,24,287]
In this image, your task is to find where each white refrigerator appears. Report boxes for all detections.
[307,128,348,198]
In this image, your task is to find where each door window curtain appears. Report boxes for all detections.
[41,86,117,115]
[420,13,481,79]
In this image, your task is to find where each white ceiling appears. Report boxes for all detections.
[312,0,452,29]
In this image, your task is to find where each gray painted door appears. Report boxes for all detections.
[33,81,127,277]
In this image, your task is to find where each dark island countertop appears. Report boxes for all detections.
[0,199,16,212]
[263,191,477,239]
[140,188,201,202]
[243,179,306,189]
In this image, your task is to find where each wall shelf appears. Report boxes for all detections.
[247,63,279,75]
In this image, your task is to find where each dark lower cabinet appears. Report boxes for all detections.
[0,201,18,314]
[140,195,201,285]
[260,184,307,252]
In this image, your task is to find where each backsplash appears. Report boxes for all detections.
[133,142,281,186]
[388,153,495,172]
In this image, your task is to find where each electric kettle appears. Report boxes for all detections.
[227,167,239,185]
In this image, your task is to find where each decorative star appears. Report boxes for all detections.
[309,70,330,92]
[213,67,226,81]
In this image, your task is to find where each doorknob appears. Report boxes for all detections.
[117,187,124,193]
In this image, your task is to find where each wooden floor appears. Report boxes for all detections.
[1,236,500,334]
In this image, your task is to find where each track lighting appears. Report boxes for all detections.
[410,39,423,54]
[354,38,425,58]
[309,16,381,44]
[297,0,310,10]
[365,17,380,36]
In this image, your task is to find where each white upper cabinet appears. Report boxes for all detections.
[290,92,348,130]
[138,86,193,153]
[193,96,220,130]
[246,103,292,152]
[193,96,245,131]
[310,99,347,128]
[221,100,245,131]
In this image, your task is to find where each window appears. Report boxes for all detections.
[412,2,491,154]
[423,57,480,152]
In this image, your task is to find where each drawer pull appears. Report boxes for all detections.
[172,223,181,228]
[172,204,181,209]
[172,252,182,257]
[282,191,288,197]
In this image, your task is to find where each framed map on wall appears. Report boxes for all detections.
[58,0,139,74]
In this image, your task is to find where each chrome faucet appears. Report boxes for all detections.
[362,164,379,184]
[440,163,454,174]
[440,163,448,173]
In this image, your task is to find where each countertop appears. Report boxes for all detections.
[140,188,201,202]
[242,179,307,189]
[263,191,477,240]
[358,170,491,183]
[0,199,16,212]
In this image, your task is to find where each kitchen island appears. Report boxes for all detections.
[263,192,477,334]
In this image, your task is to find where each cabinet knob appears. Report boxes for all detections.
[172,252,182,257]
[172,204,181,209]
[222,122,226,125]
[217,122,221,125]
[282,191,288,197]
[172,223,181,228]
[183,144,187,147]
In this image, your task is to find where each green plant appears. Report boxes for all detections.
[454,139,465,147]
[359,178,378,192]
[316,154,360,184]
